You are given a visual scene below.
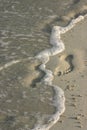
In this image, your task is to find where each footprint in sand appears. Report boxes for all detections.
[54,54,74,76]
[21,59,44,87]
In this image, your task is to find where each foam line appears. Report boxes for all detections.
[33,15,85,130]
[0,57,33,71]
[0,60,21,71]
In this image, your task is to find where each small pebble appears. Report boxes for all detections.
[73,103,77,107]
[78,95,82,97]
[80,124,83,128]
[72,97,77,101]
[76,116,81,120]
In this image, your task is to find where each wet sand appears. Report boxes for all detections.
[0,0,87,130]
[47,16,87,130]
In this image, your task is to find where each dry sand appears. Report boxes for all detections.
[46,16,87,130]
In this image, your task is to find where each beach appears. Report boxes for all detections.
[0,0,87,130]
[47,16,87,130]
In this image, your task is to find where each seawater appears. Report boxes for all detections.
[0,0,87,130]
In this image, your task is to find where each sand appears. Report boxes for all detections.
[46,16,87,130]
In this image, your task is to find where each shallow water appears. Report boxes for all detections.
[0,0,87,130]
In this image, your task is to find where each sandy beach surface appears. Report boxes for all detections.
[47,16,87,130]
[0,0,87,130]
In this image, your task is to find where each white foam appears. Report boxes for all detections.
[33,15,85,130]
[0,57,33,71]
[0,60,21,71]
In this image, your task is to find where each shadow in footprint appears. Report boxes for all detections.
[73,0,80,4]
[65,54,74,72]
[30,65,45,88]
[42,24,51,34]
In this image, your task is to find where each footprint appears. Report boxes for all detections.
[54,54,74,76]
[21,59,44,88]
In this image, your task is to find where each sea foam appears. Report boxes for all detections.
[33,15,85,130]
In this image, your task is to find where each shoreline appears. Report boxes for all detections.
[0,1,87,130]
[31,15,86,130]
[0,15,87,130]
[47,16,87,130]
